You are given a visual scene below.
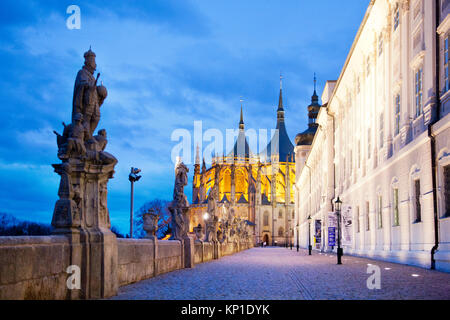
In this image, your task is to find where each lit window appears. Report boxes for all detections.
[445,36,449,93]
[415,68,423,118]
[366,202,370,231]
[356,206,360,233]
[394,5,400,31]
[445,165,450,217]
[378,196,383,229]
[393,188,400,226]
[278,227,284,237]
[414,179,421,223]
[379,113,384,148]
[395,94,401,136]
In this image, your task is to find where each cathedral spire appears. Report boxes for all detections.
[277,73,284,112]
[195,144,200,165]
[239,97,245,130]
[311,73,319,105]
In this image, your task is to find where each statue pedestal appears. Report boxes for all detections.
[51,160,118,299]
[183,235,195,268]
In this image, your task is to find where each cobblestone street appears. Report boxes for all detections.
[111,247,450,300]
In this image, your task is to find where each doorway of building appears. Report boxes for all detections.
[263,234,269,246]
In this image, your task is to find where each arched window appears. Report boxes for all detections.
[278,227,284,237]
[263,211,269,226]
[278,210,283,219]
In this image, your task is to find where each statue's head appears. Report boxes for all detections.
[84,48,97,73]
[73,113,83,123]
[98,129,106,137]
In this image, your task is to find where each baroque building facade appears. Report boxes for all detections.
[294,0,450,272]
[188,84,298,246]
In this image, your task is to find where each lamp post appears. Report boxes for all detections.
[296,224,299,252]
[335,197,343,265]
[290,227,293,250]
[307,215,312,255]
[129,167,142,238]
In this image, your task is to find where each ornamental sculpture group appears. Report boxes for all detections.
[171,162,252,245]
[51,48,118,299]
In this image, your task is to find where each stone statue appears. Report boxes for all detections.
[50,48,118,298]
[205,215,219,242]
[143,209,159,239]
[169,160,190,240]
[193,224,204,241]
[54,113,88,160]
[72,48,107,138]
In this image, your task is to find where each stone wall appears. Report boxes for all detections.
[0,236,71,300]
[0,235,253,299]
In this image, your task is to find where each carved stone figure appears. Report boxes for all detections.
[51,49,118,299]
[72,48,107,138]
[205,215,219,242]
[169,160,190,240]
[193,224,204,241]
[143,209,159,239]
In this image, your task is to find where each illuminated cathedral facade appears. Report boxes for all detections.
[188,81,316,246]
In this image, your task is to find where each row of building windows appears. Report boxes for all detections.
[354,165,450,233]
[262,210,295,226]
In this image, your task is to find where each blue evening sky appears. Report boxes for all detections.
[0,0,369,234]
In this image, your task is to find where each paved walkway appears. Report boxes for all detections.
[111,247,450,300]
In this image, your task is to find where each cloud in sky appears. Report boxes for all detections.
[0,0,369,234]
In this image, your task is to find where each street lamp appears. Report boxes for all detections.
[335,196,343,265]
[307,215,312,255]
[129,167,142,238]
[296,224,299,252]
[290,227,293,250]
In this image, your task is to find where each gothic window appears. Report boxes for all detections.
[263,212,269,226]
[379,113,384,148]
[357,77,361,94]
[395,94,401,136]
[278,227,284,237]
[445,36,449,94]
[394,4,400,31]
[414,179,422,223]
[445,165,450,217]
[278,210,283,219]
[415,68,423,118]
[378,196,383,229]
[366,57,371,76]
[366,201,370,231]
[393,188,400,226]
[292,211,295,219]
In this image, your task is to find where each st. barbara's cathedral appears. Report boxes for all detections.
[188,78,321,246]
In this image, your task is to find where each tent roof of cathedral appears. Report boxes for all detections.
[244,220,256,226]
[228,128,253,159]
[237,194,248,204]
[261,193,271,205]
[260,84,294,162]
[218,195,230,203]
